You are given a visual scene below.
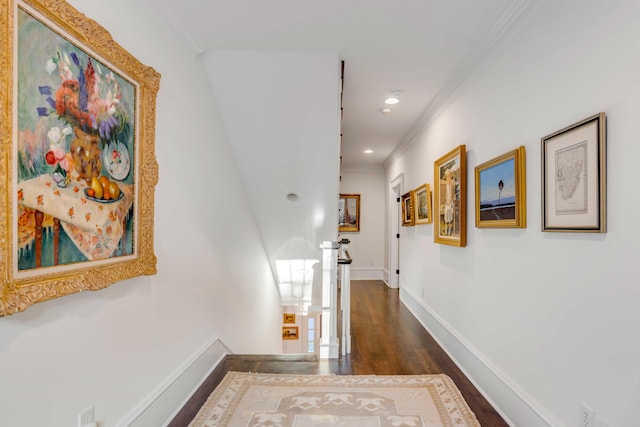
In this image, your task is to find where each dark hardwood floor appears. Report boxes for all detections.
[169,280,509,426]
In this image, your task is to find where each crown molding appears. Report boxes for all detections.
[384,0,539,169]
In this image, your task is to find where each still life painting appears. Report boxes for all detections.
[1,0,160,316]
[16,7,136,269]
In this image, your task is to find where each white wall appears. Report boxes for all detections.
[385,1,640,426]
[339,166,386,280]
[0,1,282,426]
[202,51,341,279]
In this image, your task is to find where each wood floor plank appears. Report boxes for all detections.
[169,280,509,426]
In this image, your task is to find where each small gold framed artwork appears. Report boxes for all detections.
[475,146,526,228]
[434,145,467,246]
[413,184,432,225]
[282,326,299,340]
[283,313,296,324]
[338,193,360,232]
[401,191,415,226]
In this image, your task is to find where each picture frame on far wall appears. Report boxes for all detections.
[338,193,360,232]
[542,113,606,233]
[413,184,432,225]
[283,313,296,324]
[475,146,526,228]
[1,0,160,317]
[282,326,299,340]
[433,145,467,246]
[401,191,415,226]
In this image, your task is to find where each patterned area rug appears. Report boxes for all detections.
[188,371,480,427]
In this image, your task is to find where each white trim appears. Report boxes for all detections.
[400,288,562,427]
[117,336,231,427]
[340,164,385,173]
[350,267,384,280]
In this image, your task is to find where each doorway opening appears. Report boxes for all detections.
[388,174,403,289]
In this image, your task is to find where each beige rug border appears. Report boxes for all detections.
[189,371,480,427]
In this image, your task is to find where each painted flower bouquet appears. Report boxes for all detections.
[37,51,130,142]
[32,50,131,183]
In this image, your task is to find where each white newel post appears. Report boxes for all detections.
[319,241,340,359]
[339,238,352,355]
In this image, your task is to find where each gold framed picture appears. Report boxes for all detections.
[434,145,467,246]
[542,113,606,232]
[1,0,160,316]
[475,146,526,228]
[413,184,432,225]
[338,193,360,232]
[282,326,299,340]
[401,191,415,226]
[283,313,296,324]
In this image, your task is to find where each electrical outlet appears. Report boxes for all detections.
[579,402,595,427]
[78,405,94,427]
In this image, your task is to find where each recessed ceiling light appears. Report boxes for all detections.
[384,90,402,105]
[364,149,373,154]
[380,108,391,114]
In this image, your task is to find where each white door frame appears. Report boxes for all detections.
[388,174,403,289]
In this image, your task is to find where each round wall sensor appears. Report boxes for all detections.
[286,193,299,202]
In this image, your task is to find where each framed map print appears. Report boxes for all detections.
[541,113,606,232]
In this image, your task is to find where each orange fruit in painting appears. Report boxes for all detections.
[99,175,110,189]
[90,176,103,199]
[103,190,111,200]
[87,188,95,197]
[108,181,120,199]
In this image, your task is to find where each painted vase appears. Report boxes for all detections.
[70,126,102,183]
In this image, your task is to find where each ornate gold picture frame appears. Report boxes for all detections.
[475,146,526,228]
[434,145,467,246]
[413,184,432,225]
[1,0,160,316]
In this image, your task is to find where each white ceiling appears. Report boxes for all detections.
[146,0,531,167]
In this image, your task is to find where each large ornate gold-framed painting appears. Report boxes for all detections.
[0,0,160,316]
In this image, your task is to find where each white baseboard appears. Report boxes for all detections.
[117,336,230,427]
[350,267,384,280]
[400,288,561,427]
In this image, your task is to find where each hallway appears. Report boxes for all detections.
[170,280,509,426]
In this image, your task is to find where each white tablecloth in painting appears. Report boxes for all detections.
[17,174,133,261]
